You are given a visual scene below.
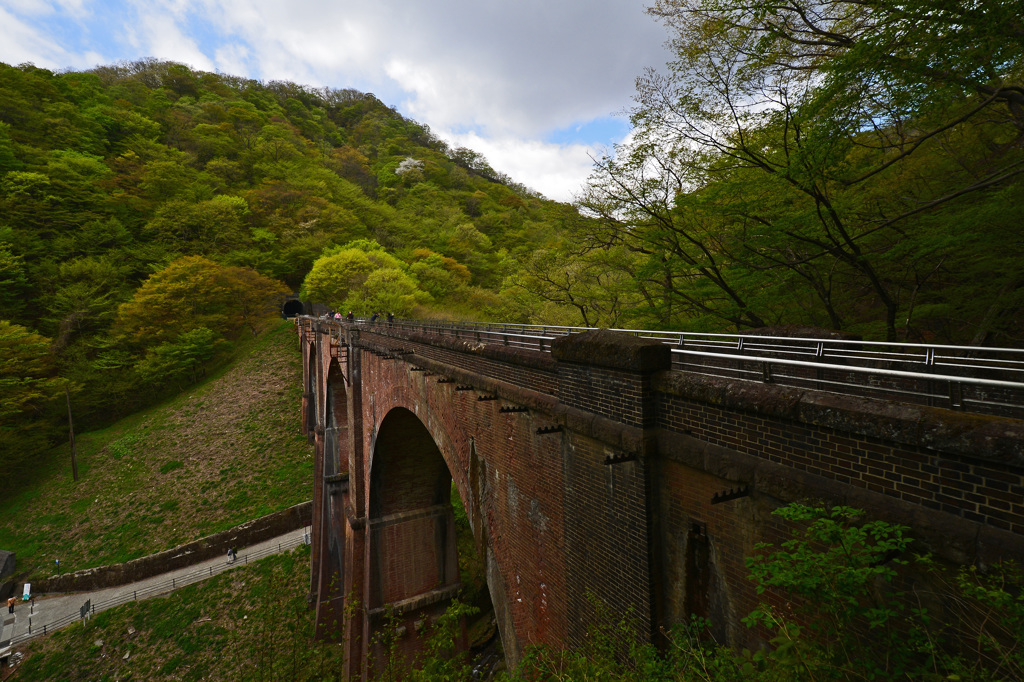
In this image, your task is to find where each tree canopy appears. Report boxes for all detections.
[579,0,1024,341]
[1,33,1021,472]
[0,59,571,471]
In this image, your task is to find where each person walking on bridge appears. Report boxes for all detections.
[7,596,15,614]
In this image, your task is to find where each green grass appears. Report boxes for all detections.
[158,460,184,474]
[0,320,314,581]
[11,546,345,681]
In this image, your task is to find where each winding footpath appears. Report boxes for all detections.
[1,527,309,656]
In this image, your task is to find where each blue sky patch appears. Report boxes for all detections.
[546,116,630,147]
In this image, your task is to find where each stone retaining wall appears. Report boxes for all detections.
[33,501,312,594]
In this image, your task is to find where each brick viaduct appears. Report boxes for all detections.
[298,318,1024,677]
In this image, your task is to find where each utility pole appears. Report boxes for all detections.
[65,386,78,481]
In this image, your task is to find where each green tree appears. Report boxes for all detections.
[347,267,430,317]
[509,242,644,328]
[219,265,292,336]
[300,241,409,309]
[0,321,66,471]
[114,256,288,346]
[0,242,29,319]
[583,0,1024,340]
[0,122,22,174]
[142,195,248,253]
[135,326,225,386]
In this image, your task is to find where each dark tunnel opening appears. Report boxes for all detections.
[282,299,304,317]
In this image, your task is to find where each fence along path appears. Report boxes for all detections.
[2,528,310,651]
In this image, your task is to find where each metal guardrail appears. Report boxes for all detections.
[10,529,311,646]
[304,316,1024,418]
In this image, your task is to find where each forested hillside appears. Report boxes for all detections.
[1,0,1021,478]
[0,59,573,474]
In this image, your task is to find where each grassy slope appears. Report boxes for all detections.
[6,547,345,681]
[0,320,313,581]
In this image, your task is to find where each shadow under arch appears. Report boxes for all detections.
[313,358,349,640]
[366,407,499,673]
[304,341,317,441]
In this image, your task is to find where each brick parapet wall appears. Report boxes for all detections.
[655,372,1024,466]
[557,364,655,428]
[654,372,1024,554]
[357,337,653,458]
[357,328,558,396]
[553,329,671,429]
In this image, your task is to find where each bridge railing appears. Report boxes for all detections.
[304,317,1024,418]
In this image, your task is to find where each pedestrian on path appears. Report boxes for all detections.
[7,596,15,614]
[227,547,236,564]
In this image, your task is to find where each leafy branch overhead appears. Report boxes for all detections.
[580,0,1023,341]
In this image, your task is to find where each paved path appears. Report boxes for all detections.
[2,527,310,648]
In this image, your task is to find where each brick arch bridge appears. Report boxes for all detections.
[298,317,1024,677]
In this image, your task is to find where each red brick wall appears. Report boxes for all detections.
[348,342,571,668]
[562,433,651,646]
[300,321,1024,674]
[656,394,1024,533]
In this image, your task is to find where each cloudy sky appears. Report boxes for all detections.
[0,0,674,201]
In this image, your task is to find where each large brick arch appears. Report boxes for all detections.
[364,407,464,668]
[314,360,349,639]
[302,340,317,438]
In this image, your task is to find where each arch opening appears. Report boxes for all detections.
[313,360,349,640]
[304,342,316,441]
[368,408,502,675]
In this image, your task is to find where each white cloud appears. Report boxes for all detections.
[125,1,215,71]
[0,0,672,200]
[442,131,602,203]
[1,0,53,15]
[52,0,89,19]
[0,6,70,67]
[212,42,250,79]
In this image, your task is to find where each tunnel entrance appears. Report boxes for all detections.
[282,299,304,317]
[368,408,502,676]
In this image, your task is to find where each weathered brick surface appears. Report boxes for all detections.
[361,328,558,396]
[299,321,1024,677]
[656,392,1024,534]
[562,433,651,646]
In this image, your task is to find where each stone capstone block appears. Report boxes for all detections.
[656,372,802,420]
[551,329,671,373]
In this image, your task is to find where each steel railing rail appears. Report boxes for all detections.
[301,316,1024,417]
[311,316,1024,366]
[10,529,311,646]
